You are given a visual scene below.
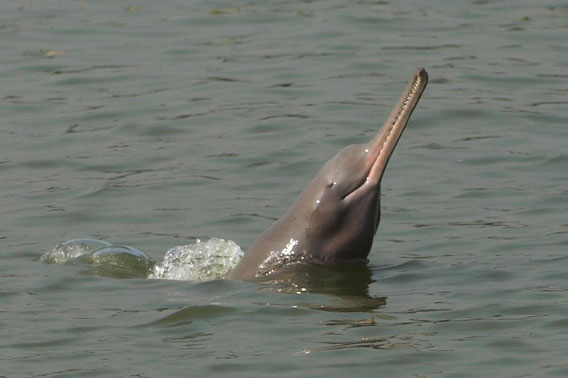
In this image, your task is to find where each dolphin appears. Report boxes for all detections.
[229,69,428,280]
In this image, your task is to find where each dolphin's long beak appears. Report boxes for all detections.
[367,69,428,184]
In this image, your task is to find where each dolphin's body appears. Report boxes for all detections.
[229,69,428,280]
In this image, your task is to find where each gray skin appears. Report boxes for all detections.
[229,69,428,280]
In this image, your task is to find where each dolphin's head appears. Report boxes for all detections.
[299,69,428,262]
[229,69,428,281]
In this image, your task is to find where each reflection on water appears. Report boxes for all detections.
[257,263,387,313]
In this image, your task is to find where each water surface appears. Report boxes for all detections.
[1,0,567,377]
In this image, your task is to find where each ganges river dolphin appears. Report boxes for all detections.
[229,69,428,280]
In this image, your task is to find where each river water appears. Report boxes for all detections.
[1,0,567,377]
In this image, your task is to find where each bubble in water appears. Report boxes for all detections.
[77,245,153,279]
[40,239,112,264]
[149,238,243,281]
[41,239,154,279]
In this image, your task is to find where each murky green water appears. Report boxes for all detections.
[2,0,567,377]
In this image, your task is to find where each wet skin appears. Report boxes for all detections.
[229,69,428,280]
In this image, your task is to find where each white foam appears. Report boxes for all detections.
[148,238,243,281]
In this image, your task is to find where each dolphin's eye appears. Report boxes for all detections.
[327,181,336,188]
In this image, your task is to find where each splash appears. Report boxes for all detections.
[41,238,243,281]
[40,239,113,264]
[40,239,154,278]
[148,238,243,281]
[257,238,302,276]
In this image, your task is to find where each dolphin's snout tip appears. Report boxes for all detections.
[416,68,428,81]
